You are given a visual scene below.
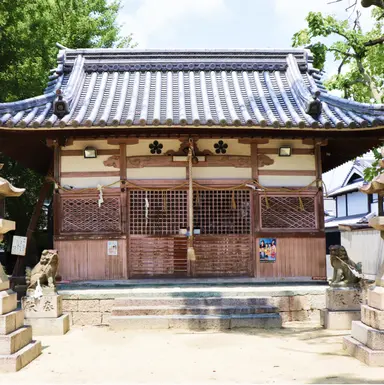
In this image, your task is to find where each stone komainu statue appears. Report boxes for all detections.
[25,249,59,292]
[329,245,362,287]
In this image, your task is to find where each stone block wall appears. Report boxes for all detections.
[61,292,326,326]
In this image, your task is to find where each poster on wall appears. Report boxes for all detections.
[259,238,276,262]
[107,240,118,256]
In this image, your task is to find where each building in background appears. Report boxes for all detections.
[323,154,382,279]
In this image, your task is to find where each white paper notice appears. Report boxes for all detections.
[11,236,27,256]
[107,240,118,256]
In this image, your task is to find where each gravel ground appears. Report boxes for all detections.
[1,323,384,384]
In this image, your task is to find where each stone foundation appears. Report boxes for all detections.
[60,287,326,327]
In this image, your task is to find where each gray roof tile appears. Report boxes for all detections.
[0,47,383,129]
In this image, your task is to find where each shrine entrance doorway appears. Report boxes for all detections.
[127,189,253,278]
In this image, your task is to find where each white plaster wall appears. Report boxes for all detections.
[337,195,347,216]
[65,140,118,150]
[126,167,186,180]
[60,177,119,189]
[258,175,316,187]
[261,155,315,171]
[192,167,252,180]
[341,229,382,280]
[61,156,115,173]
[258,139,313,149]
[347,192,368,216]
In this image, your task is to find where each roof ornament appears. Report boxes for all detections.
[53,89,69,119]
[306,91,322,119]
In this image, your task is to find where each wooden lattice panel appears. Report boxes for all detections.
[61,196,121,233]
[194,235,251,276]
[260,196,316,230]
[129,236,188,277]
[129,190,187,235]
[194,190,251,234]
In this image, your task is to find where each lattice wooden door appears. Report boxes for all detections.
[128,190,188,277]
[193,190,252,277]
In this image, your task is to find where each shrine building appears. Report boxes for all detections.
[0,46,383,281]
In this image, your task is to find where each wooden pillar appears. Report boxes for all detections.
[251,143,259,278]
[119,143,128,279]
[53,143,61,237]
[315,141,325,231]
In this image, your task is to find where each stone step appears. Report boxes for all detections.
[352,321,384,351]
[112,305,278,316]
[0,326,32,355]
[0,340,42,372]
[361,305,384,330]
[0,310,24,335]
[113,296,270,307]
[110,313,282,330]
[343,336,384,367]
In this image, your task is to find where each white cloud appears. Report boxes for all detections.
[118,0,230,48]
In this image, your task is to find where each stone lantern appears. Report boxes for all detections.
[0,164,25,242]
[343,150,384,366]
[0,165,41,372]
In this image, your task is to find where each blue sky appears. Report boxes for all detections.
[117,0,374,78]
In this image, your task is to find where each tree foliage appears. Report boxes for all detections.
[292,9,384,103]
[0,0,135,255]
[0,0,135,102]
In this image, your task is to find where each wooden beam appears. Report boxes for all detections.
[107,138,139,145]
[258,148,314,155]
[258,170,316,176]
[104,155,252,168]
[238,139,269,145]
[303,139,328,146]
[254,231,325,238]
[61,171,120,178]
[61,149,119,156]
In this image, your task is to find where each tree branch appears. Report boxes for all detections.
[328,48,357,57]
[364,36,384,46]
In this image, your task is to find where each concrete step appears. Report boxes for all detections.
[113,296,270,307]
[112,305,278,316]
[110,313,282,330]
[0,326,32,355]
[0,340,42,372]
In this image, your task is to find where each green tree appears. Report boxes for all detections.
[0,0,135,263]
[292,9,384,103]
[0,0,135,102]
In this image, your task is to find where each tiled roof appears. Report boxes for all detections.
[1,46,384,130]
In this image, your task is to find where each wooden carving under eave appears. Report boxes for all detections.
[104,155,254,168]
[164,139,213,156]
[258,154,274,168]
[104,156,120,168]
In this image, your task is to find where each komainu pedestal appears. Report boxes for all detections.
[321,245,362,329]
[343,286,384,366]
[0,266,41,372]
[320,287,362,329]
[21,250,69,336]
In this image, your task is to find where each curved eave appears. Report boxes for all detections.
[1,123,384,133]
